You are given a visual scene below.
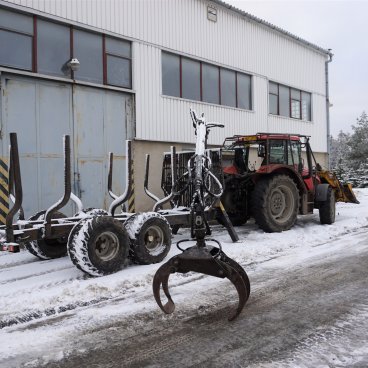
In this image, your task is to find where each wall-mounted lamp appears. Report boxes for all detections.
[67,58,80,71]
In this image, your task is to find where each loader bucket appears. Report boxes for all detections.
[342,183,360,204]
[153,243,250,321]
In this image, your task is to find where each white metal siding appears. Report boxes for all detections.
[135,43,327,151]
[2,0,328,151]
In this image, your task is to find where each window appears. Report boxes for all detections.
[0,8,33,70]
[105,37,131,88]
[182,58,200,101]
[220,69,236,107]
[301,92,311,121]
[269,81,312,121]
[0,8,133,89]
[291,88,301,119]
[162,53,180,97]
[73,29,103,84]
[202,63,219,104]
[269,82,278,115]
[288,141,302,171]
[269,140,286,164]
[279,85,290,118]
[161,51,252,110]
[37,19,70,77]
[237,73,252,110]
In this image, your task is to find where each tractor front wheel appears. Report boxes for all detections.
[251,175,299,232]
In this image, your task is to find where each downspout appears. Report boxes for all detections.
[325,50,333,169]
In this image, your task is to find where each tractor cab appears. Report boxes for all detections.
[223,133,313,180]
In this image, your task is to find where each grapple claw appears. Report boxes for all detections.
[217,259,248,321]
[219,253,251,302]
[152,245,249,321]
[152,260,176,314]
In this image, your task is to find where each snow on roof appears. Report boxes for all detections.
[210,0,332,57]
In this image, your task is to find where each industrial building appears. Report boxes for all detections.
[0,0,332,217]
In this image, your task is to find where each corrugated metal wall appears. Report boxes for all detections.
[2,0,329,151]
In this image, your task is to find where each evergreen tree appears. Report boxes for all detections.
[330,131,351,171]
[329,112,368,187]
[347,111,368,170]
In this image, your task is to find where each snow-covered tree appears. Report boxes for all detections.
[347,111,368,170]
[330,130,351,173]
[330,112,368,187]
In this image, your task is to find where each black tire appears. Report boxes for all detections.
[171,224,181,235]
[319,187,336,225]
[229,215,248,227]
[124,212,172,265]
[67,216,129,276]
[74,208,109,217]
[24,211,68,260]
[215,208,248,227]
[251,175,299,232]
[220,184,248,226]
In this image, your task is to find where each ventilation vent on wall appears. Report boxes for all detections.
[207,5,217,22]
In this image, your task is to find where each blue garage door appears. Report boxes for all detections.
[0,75,133,216]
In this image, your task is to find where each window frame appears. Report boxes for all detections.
[269,81,312,122]
[0,8,35,72]
[0,7,133,90]
[161,51,253,111]
[103,34,132,89]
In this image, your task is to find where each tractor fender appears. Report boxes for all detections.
[253,166,307,195]
[315,183,330,202]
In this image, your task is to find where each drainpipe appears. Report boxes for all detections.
[325,50,333,169]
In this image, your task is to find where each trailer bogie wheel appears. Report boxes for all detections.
[251,175,299,232]
[124,212,172,265]
[319,186,336,225]
[74,208,109,218]
[24,211,68,260]
[67,216,129,276]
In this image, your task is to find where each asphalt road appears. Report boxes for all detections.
[39,230,368,368]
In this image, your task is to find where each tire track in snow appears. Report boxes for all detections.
[0,297,110,329]
[0,264,75,285]
[0,223,366,332]
[0,258,38,271]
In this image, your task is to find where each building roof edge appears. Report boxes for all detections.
[210,0,332,57]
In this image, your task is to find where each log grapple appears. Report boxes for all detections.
[153,110,250,321]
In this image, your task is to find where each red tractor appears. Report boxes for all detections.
[220,133,359,232]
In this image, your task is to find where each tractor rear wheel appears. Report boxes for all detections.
[251,175,299,232]
[24,210,68,259]
[319,186,336,224]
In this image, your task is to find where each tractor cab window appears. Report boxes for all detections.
[288,141,303,172]
[269,140,287,164]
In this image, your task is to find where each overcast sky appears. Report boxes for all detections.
[226,0,367,136]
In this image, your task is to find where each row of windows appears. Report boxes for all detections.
[0,7,131,88]
[269,82,311,121]
[162,52,252,110]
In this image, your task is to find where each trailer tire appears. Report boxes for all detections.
[74,208,109,218]
[24,211,68,260]
[319,186,336,225]
[67,216,129,276]
[251,175,299,232]
[124,212,172,265]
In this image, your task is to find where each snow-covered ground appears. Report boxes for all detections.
[0,189,367,367]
